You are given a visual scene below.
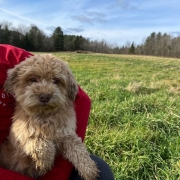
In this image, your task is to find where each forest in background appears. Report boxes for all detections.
[1,21,180,58]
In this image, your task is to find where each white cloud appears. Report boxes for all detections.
[72,14,107,24]
[67,27,84,33]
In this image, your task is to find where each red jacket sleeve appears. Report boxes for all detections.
[39,86,91,180]
[0,44,35,180]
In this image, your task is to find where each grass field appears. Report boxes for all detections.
[51,52,180,180]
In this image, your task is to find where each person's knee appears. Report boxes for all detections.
[90,155,114,180]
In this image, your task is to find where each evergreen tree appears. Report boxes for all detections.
[129,42,135,54]
[0,25,10,44]
[52,27,64,51]
[10,31,24,48]
[27,25,44,51]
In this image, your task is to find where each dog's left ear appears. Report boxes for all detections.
[4,66,19,94]
[67,71,78,101]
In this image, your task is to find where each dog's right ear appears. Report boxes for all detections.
[4,67,19,94]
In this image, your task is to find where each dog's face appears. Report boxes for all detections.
[4,54,78,115]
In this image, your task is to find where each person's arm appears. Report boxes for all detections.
[39,86,91,180]
[0,45,35,180]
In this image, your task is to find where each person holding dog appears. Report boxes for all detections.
[0,44,114,180]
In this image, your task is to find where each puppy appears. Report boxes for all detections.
[0,54,99,180]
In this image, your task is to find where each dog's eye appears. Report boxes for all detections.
[53,79,60,84]
[30,78,38,83]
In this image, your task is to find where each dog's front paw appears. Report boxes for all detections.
[78,159,100,180]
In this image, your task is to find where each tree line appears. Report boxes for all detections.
[123,32,180,58]
[0,21,116,53]
[1,21,180,58]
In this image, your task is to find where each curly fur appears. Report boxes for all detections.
[0,54,99,179]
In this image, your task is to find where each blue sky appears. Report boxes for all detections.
[1,0,180,46]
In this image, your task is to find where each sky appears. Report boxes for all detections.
[1,0,180,46]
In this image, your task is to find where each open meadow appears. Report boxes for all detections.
[50,52,180,180]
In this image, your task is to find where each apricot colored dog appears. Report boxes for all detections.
[0,54,99,180]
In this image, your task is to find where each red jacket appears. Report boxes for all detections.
[0,44,91,180]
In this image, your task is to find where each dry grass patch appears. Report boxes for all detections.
[126,81,144,93]
[169,86,180,94]
[125,81,159,95]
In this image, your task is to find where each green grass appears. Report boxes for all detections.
[52,53,180,179]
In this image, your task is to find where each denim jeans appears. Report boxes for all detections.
[69,154,114,180]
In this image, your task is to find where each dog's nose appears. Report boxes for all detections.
[39,94,51,103]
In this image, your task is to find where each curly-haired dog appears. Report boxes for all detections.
[0,54,99,180]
